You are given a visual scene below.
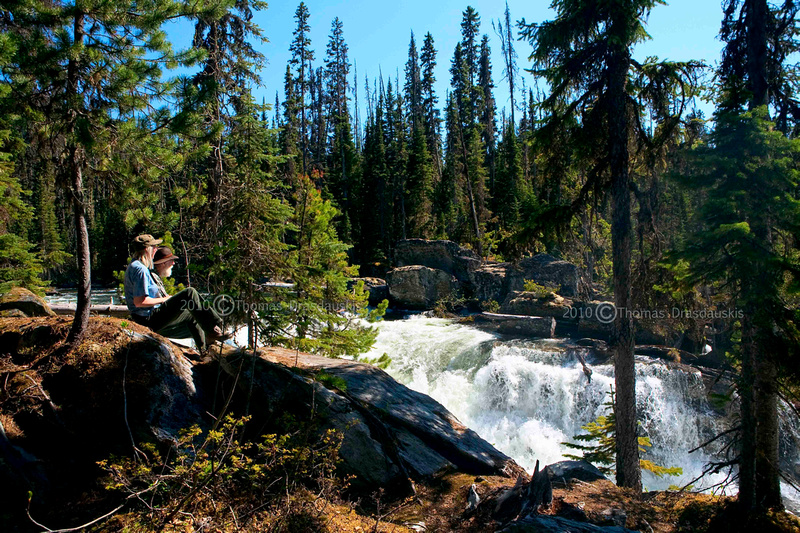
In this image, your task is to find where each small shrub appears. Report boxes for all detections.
[481,299,500,313]
[433,294,466,317]
[563,385,683,478]
[523,280,560,298]
[316,370,348,391]
[99,414,343,530]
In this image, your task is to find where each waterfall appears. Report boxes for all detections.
[363,315,800,509]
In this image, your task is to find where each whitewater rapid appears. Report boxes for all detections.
[362,314,800,506]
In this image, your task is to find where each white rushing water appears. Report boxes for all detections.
[363,315,800,506]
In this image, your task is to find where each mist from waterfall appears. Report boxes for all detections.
[363,314,800,509]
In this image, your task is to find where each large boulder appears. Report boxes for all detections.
[546,460,607,485]
[223,347,522,492]
[507,254,590,300]
[0,287,56,317]
[393,239,481,285]
[471,262,510,302]
[387,265,459,309]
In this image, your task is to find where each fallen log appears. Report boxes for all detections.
[471,312,556,338]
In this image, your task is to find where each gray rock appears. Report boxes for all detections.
[387,265,459,309]
[546,460,607,485]
[125,331,209,444]
[472,312,556,338]
[393,239,481,285]
[0,287,56,317]
[499,515,636,533]
[507,254,590,300]
[471,262,510,302]
[599,509,627,528]
[222,348,522,492]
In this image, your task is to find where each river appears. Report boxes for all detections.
[361,314,800,510]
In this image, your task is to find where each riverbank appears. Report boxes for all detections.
[2,315,799,532]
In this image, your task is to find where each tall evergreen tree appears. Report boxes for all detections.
[673,0,800,513]
[324,16,356,234]
[494,2,520,128]
[289,2,314,175]
[420,33,443,181]
[522,0,671,492]
[405,32,424,132]
[478,35,497,204]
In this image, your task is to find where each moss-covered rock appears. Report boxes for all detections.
[0,287,55,317]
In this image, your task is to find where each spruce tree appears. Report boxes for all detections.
[420,33,443,181]
[289,2,314,176]
[324,16,356,234]
[522,0,670,492]
[673,0,800,513]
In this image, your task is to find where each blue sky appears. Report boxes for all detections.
[167,0,726,122]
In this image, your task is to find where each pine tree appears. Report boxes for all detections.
[420,33,443,182]
[0,124,46,294]
[494,2,520,128]
[324,16,356,236]
[522,0,671,492]
[280,65,300,181]
[672,0,800,513]
[289,2,314,175]
[478,35,497,206]
[405,33,424,133]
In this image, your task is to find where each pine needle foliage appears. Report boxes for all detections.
[564,386,683,479]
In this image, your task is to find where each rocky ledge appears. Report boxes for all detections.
[0,316,521,520]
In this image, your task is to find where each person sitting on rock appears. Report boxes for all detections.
[123,235,230,353]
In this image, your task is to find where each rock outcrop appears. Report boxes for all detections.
[387,265,459,309]
[393,239,481,285]
[0,316,520,504]
[0,287,56,317]
[506,254,590,300]
[230,347,522,492]
[500,291,573,318]
[391,240,591,306]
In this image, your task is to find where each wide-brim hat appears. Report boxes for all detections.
[153,246,179,265]
[132,234,163,250]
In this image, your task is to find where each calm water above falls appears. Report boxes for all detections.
[362,314,800,510]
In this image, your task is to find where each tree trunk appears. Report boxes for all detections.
[738,308,758,512]
[755,352,782,509]
[746,0,769,108]
[607,38,641,493]
[66,12,90,347]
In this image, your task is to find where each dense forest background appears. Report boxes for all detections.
[2,0,800,515]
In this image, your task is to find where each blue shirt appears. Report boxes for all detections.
[124,259,160,318]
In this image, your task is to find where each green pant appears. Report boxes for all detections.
[134,287,223,352]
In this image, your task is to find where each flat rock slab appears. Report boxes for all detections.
[257,347,523,483]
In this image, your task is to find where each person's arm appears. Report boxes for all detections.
[133,294,170,307]
[128,263,169,308]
